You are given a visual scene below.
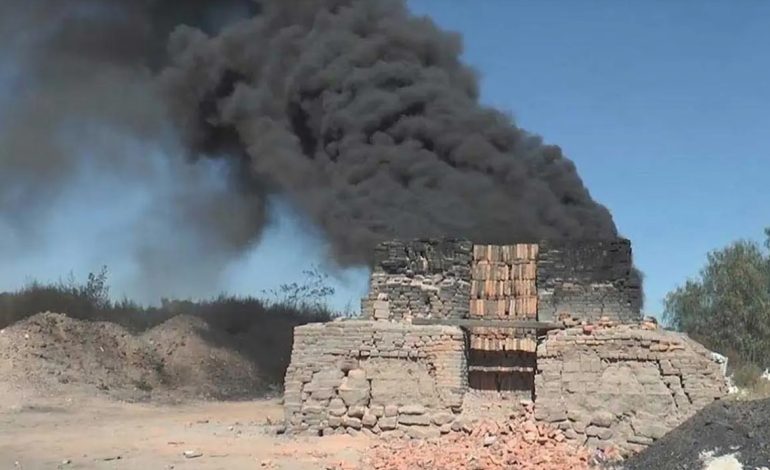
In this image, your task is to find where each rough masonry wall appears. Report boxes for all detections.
[284,321,467,438]
[537,239,642,322]
[534,323,727,455]
[362,240,472,321]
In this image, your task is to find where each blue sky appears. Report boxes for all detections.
[1,2,768,316]
[409,0,770,315]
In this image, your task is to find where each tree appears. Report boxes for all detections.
[664,228,770,367]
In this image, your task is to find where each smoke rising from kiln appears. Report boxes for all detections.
[0,0,624,301]
[160,0,618,264]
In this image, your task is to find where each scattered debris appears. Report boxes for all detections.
[361,404,594,470]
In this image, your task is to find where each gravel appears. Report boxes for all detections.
[622,398,770,470]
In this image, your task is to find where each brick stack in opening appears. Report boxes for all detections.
[467,244,539,398]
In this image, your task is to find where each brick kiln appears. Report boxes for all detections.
[283,239,727,455]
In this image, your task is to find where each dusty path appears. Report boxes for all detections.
[0,395,369,470]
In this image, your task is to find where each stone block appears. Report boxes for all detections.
[370,405,385,418]
[310,388,334,400]
[585,425,613,440]
[627,435,654,445]
[348,405,365,418]
[338,382,370,407]
[631,418,669,440]
[398,414,431,426]
[384,405,399,417]
[573,420,588,433]
[342,416,362,429]
[301,404,325,415]
[399,404,426,415]
[378,417,397,431]
[431,412,455,426]
[590,411,615,428]
[535,407,567,423]
[362,412,378,428]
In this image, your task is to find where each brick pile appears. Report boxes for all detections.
[467,245,539,398]
[283,321,468,437]
[361,240,472,321]
[360,403,596,470]
[467,327,537,400]
[534,320,727,456]
[537,239,642,322]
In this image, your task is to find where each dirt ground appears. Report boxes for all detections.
[0,394,369,470]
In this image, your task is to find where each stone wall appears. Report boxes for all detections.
[284,321,467,438]
[537,239,642,322]
[362,238,642,323]
[534,322,727,455]
[361,240,472,321]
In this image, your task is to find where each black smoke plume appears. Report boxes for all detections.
[160,0,618,264]
[0,0,625,297]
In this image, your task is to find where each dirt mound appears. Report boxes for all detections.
[622,398,770,470]
[143,315,263,399]
[0,312,266,402]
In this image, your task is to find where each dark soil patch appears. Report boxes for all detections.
[623,398,770,470]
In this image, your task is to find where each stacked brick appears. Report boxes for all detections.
[534,322,727,455]
[470,244,538,319]
[467,245,539,399]
[361,240,472,321]
[284,321,468,438]
[536,239,642,322]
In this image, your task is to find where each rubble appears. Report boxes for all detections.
[361,404,598,470]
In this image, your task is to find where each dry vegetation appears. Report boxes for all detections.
[0,268,336,392]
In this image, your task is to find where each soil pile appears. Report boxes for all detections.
[0,312,266,402]
[622,398,770,470]
[361,403,600,470]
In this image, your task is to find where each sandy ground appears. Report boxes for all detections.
[0,394,369,470]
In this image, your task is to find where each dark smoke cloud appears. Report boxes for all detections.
[0,0,264,298]
[0,0,625,298]
[161,0,618,264]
